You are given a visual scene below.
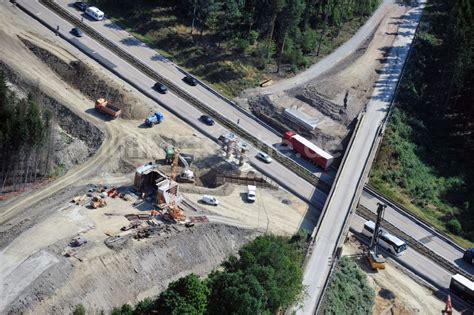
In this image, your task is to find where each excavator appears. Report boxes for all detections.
[367,203,387,270]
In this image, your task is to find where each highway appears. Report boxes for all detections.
[360,188,474,275]
[53,0,338,181]
[10,0,473,312]
[11,0,328,220]
[297,2,427,314]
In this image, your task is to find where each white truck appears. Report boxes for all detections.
[247,185,256,203]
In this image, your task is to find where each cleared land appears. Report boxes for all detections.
[241,2,409,158]
[0,4,314,313]
[342,234,455,315]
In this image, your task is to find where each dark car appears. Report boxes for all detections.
[73,1,88,11]
[71,27,83,37]
[200,115,215,126]
[153,82,168,94]
[183,75,197,86]
[463,248,474,264]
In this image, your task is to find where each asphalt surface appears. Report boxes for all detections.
[13,0,329,214]
[361,189,474,274]
[350,215,453,288]
[249,0,395,95]
[297,2,427,313]
[55,0,338,181]
[8,0,473,312]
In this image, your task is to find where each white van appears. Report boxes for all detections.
[85,6,104,21]
[202,195,219,206]
[247,185,256,203]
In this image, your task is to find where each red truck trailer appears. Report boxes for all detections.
[95,98,121,118]
[282,131,334,170]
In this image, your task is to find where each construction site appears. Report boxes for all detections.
[0,1,457,314]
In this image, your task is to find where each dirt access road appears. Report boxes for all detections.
[243,0,396,96]
[0,3,217,225]
[343,235,455,315]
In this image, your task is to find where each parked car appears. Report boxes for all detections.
[153,82,168,94]
[463,248,474,264]
[73,1,88,11]
[256,152,272,163]
[200,115,215,126]
[183,75,197,86]
[247,185,256,203]
[202,195,219,206]
[71,27,83,37]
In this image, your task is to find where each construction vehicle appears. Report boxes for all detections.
[177,153,195,183]
[367,203,387,270]
[90,196,107,209]
[71,195,86,205]
[165,147,175,165]
[95,98,121,118]
[144,112,164,127]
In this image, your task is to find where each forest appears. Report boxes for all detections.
[91,0,379,95]
[371,0,474,245]
[0,72,52,194]
[74,234,306,315]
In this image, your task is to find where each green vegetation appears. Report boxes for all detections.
[91,0,379,96]
[322,257,374,314]
[73,304,86,315]
[0,72,52,193]
[370,0,474,246]
[80,234,304,314]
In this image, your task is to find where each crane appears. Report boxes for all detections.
[367,202,387,270]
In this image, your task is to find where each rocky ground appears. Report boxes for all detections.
[0,4,312,314]
[241,2,409,157]
[342,234,453,315]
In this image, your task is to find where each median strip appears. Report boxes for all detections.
[39,0,331,193]
[356,205,473,282]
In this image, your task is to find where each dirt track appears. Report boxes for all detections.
[343,235,454,315]
[241,1,410,156]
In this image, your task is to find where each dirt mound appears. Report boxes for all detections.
[7,224,256,315]
[19,36,149,120]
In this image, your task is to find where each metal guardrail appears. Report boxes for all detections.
[315,2,427,311]
[299,112,364,314]
[364,185,466,253]
[37,0,331,193]
[356,205,474,282]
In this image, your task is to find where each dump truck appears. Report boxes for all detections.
[144,112,164,127]
[95,98,121,118]
[282,131,334,170]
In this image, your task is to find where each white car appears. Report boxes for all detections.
[202,195,219,206]
[256,152,272,163]
[247,185,256,203]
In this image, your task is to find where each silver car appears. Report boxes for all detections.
[256,152,272,163]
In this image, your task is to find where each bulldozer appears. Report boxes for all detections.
[367,203,387,270]
[90,196,107,209]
